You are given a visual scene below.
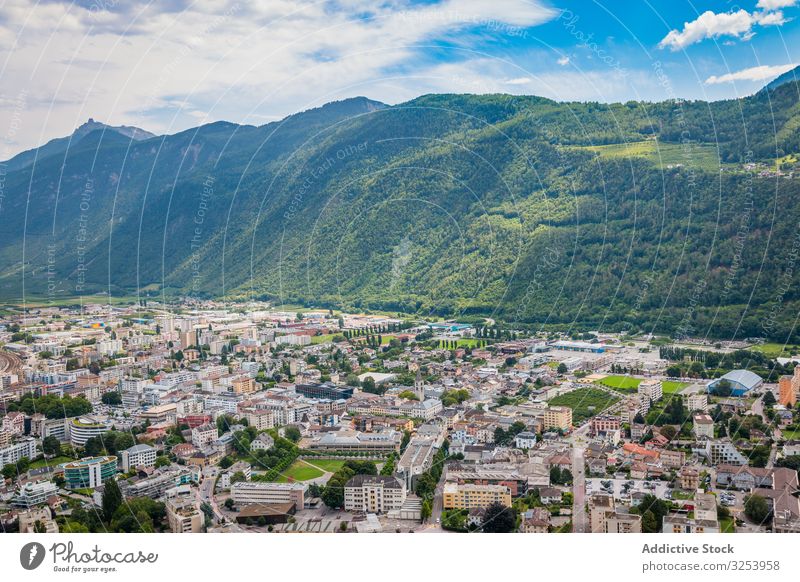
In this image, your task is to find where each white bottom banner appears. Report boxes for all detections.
[2,533,798,581]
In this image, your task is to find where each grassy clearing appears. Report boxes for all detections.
[662,381,689,394]
[571,140,728,172]
[719,516,735,533]
[750,342,800,358]
[548,388,620,424]
[594,375,641,393]
[304,459,347,473]
[781,428,800,440]
[29,455,76,470]
[276,459,324,482]
[310,333,342,345]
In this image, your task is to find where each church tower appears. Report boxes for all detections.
[414,368,425,401]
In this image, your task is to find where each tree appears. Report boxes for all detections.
[641,509,658,533]
[361,376,383,395]
[762,391,776,407]
[481,502,516,533]
[744,494,770,525]
[557,363,568,374]
[102,391,122,406]
[42,435,62,457]
[83,436,105,457]
[284,427,301,443]
[713,379,733,397]
[634,495,671,531]
[102,479,123,522]
[224,498,235,510]
[398,390,419,400]
[155,455,171,469]
[660,425,677,440]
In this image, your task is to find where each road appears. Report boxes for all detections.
[198,467,224,523]
[751,393,781,467]
[418,463,446,532]
[570,423,591,533]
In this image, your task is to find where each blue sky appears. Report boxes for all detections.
[0,0,798,156]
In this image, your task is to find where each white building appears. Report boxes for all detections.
[0,437,38,469]
[685,393,708,413]
[514,431,538,450]
[344,474,406,514]
[705,440,748,466]
[231,481,306,507]
[191,424,217,448]
[69,416,108,447]
[12,480,59,507]
[638,380,663,403]
[120,444,157,472]
[692,414,715,439]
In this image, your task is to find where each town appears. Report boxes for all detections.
[0,301,798,534]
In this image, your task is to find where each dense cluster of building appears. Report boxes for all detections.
[1,302,799,534]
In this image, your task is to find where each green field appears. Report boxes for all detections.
[310,333,341,344]
[275,458,350,482]
[572,140,729,172]
[276,460,324,482]
[303,459,347,473]
[662,380,689,394]
[28,455,76,470]
[781,428,800,440]
[594,375,641,393]
[548,388,620,424]
[719,517,735,533]
[751,342,800,358]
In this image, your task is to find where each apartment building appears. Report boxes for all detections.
[232,376,257,395]
[191,424,217,448]
[638,380,663,403]
[343,474,407,514]
[605,511,643,533]
[589,494,615,533]
[705,440,748,466]
[442,482,512,510]
[120,444,157,471]
[0,437,37,470]
[12,480,59,508]
[779,375,797,407]
[166,498,204,533]
[231,481,306,508]
[543,405,572,431]
[692,413,715,439]
[591,415,621,436]
[685,393,709,413]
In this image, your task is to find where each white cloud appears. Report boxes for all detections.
[557,56,570,66]
[0,0,559,156]
[659,6,791,50]
[757,0,797,10]
[704,63,797,84]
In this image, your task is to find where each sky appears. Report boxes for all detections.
[0,0,798,158]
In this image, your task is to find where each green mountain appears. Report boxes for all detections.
[2,118,155,173]
[2,86,800,341]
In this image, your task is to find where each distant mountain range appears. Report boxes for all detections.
[3,119,155,173]
[761,64,800,93]
[1,79,800,341]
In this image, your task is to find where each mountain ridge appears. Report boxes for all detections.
[1,85,800,340]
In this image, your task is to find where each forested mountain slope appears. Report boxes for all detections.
[2,80,800,340]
